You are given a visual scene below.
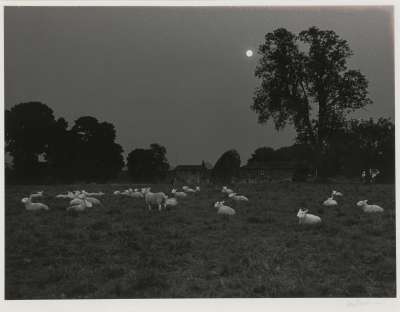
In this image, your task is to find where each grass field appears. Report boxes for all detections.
[5,182,396,298]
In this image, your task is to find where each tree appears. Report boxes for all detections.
[127,143,170,182]
[45,117,80,181]
[211,149,241,184]
[247,147,276,165]
[343,118,394,181]
[5,102,62,180]
[71,116,124,181]
[252,27,372,177]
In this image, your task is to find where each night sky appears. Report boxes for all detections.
[4,6,394,166]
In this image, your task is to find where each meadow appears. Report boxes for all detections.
[5,182,396,299]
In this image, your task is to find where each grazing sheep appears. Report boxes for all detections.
[185,187,196,193]
[113,190,121,195]
[142,188,167,211]
[21,197,49,211]
[323,196,338,206]
[297,208,321,225]
[172,189,187,198]
[182,186,189,191]
[195,186,200,192]
[228,193,249,201]
[214,201,236,215]
[222,186,234,194]
[356,200,384,213]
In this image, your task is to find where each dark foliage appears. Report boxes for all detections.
[5,102,124,183]
[126,143,170,182]
[211,149,241,184]
[252,27,372,177]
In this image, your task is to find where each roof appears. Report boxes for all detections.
[241,161,296,170]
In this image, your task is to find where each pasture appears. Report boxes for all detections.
[5,182,396,298]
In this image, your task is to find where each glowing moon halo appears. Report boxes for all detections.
[246,49,253,57]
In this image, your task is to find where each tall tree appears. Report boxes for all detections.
[211,149,241,184]
[343,118,395,181]
[71,116,124,181]
[5,102,61,179]
[127,143,170,182]
[247,147,276,165]
[252,27,372,177]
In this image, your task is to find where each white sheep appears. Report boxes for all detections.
[222,186,234,194]
[165,196,178,207]
[67,197,93,211]
[195,186,200,192]
[121,189,133,196]
[86,196,101,206]
[142,188,167,211]
[82,190,104,197]
[297,208,321,225]
[185,187,196,193]
[30,191,43,198]
[356,200,384,213]
[332,190,343,197]
[214,201,236,215]
[172,188,187,198]
[113,190,121,195]
[130,188,144,198]
[56,191,74,199]
[323,196,338,206]
[21,197,49,211]
[182,186,189,191]
[228,193,249,201]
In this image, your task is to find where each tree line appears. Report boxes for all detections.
[5,102,171,184]
[5,101,394,184]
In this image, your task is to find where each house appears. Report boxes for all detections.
[171,162,211,185]
[239,161,296,183]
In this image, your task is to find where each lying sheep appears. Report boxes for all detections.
[356,200,384,213]
[228,193,249,201]
[165,196,178,207]
[172,189,187,198]
[82,190,104,197]
[332,190,343,197]
[56,191,74,199]
[67,196,93,211]
[85,196,101,206]
[214,201,236,216]
[21,196,49,211]
[222,186,234,194]
[323,196,337,207]
[142,188,167,211]
[30,191,43,198]
[130,188,144,198]
[297,208,321,225]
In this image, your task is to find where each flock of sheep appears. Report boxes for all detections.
[20,184,384,225]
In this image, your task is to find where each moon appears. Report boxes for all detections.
[246,49,253,57]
